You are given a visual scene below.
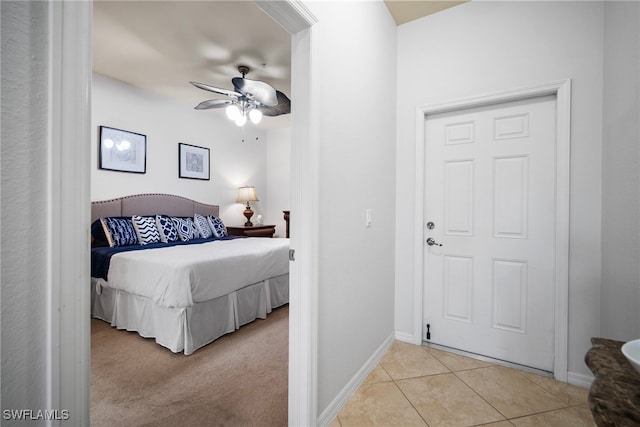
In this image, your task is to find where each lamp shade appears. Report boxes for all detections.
[236,186,259,203]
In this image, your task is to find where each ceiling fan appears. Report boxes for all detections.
[190,65,291,126]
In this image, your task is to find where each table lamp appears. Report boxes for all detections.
[236,186,259,226]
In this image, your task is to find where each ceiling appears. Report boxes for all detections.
[93,1,465,129]
[384,0,467,25]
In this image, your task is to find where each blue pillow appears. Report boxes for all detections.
[91,219,109,247]
[207,215,227,238]
[100,217,138,247]
[156,214,179,243]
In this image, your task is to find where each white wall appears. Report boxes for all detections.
[304,0,397,415]
[395,1,605,380]
[1,1,51,412]
[91,73,271,226]
[265,127,291,237]
[601,1,640,340]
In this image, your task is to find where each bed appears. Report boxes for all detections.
[90,193,289,355]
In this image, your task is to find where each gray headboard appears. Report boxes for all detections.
[91,193,219,222]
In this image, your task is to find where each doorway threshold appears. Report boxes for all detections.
[422,341,554,378]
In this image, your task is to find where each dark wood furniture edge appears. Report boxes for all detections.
[283,210,290,238]
[226,225,276,238]
[585,337,640,426]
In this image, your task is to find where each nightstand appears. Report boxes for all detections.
[226,225,276,238]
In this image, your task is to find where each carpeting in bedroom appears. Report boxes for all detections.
[91,305,289,426]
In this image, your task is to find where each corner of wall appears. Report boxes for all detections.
[316,333,395,427]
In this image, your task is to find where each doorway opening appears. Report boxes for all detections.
[57,0,318,424]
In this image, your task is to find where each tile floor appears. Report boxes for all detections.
[330,341,595,427]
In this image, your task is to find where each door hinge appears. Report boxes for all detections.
[426,323,431,340]
[289,249,296,261]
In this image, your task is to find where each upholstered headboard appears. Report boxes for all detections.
[91,193,219,222]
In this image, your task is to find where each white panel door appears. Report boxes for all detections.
[423,96,556,371]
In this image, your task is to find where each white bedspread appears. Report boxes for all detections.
[99,238,289,308]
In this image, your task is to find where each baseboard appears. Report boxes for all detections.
[394,330,421,345]
[567,371,594,388]
[317,333,395,427]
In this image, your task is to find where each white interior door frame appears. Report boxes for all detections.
[50,1,93,424]
[60,0,320,425]
[412,80,571,381]
[255,1,320,424]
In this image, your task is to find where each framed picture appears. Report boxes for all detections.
[99,126,147,174]
[179,143,210,180]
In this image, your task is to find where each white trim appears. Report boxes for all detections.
[316,333,395,427]
[288,25,320,427]
[395,330,421,345]
[567,371,594,389]
[413,79,572,381]
[256,0,318,32]
[50,1,92,425]
[553,80,572,382]
[255,1,320,425]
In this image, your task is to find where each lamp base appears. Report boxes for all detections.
[243,205,254,227]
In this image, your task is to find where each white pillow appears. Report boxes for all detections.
[194,214,213,239]
[131,215,160,245]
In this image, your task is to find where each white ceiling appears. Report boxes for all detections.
[93,1,465,129]
[93,1,292,129]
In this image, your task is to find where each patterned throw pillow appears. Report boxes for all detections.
[171,217,199,241]
[131,215,160,245]
[207,215,227,238]
[194,214,213,239]
[100,217,138,247]
[156,214,179,243]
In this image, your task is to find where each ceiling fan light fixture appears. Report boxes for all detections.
[191,65,291,127]
[249,108,262,124]
[226,104,240,120]
[235,114,247,127]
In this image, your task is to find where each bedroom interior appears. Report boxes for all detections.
[91,274,290,426]
[2,1,639,426]
[89,1,295,424]
[89,193,290,352]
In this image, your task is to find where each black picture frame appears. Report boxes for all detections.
[98,126,147,174]
[178,143,210,180]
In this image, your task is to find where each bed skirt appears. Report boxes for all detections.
[91,274,289,355]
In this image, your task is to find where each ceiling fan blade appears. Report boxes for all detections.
[190,81,241,99]
[232,77,278,107]
[258,91,291,116]
[194,99,233,110]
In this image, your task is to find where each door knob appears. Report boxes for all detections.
[426,237,442,247]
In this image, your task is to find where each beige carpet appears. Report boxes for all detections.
[91,305,288,427]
